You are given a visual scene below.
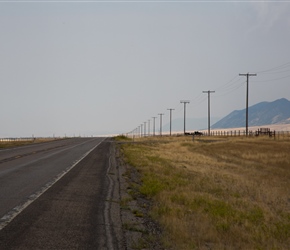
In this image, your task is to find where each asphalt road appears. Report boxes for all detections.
[0,138,122,249]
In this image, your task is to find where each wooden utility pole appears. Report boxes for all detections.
[202,90,215,136]
[239,73,257,136]
[148,119,150,136]
[144,122,146,137]
[167,108,175,136]
[180,101,190,135]
[158,113,164,136]
[140,124,143,137]
[152,117,157,136]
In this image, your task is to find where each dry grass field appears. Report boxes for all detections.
[119,135,290,249]
[0,138,61,149]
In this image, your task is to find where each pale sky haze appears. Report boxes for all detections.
[1,1,290,137]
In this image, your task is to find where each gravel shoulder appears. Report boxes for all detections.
[0,139,163,249]
[111,141,164,250]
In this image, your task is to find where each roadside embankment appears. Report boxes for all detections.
[113,138,164,250]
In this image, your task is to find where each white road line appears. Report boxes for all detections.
[0,138,106,231]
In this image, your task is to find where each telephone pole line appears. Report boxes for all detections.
[180,100,190,135]
[158,113,164,136]
[167,108,175,136]
[202,90,215,136]
[152,117,157,136]
[239,73,257,136]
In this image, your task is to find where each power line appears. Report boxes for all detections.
[127,61,290,137]
[173,102,183,114]
[212,62,290,99]
[193,95,208,107]
[255,61,290,74]
[214,81,245,97]
[191,92,204,102]
[216,78,245,92]
[252,74,290,83]
[214,75,240,92]
[258,68,290,75]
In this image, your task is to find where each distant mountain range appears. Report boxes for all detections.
[211,98,290,129]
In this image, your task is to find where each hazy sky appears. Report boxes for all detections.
[1,1,290,137]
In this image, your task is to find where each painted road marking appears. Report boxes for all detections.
[0,138,106,231]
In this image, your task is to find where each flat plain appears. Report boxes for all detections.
[119,135,290,249]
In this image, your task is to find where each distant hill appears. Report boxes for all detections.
[212,98,290,129]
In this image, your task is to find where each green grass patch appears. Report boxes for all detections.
[139,173,166,197]
[114,135,131,141]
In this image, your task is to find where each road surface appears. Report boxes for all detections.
[0,138,122,249]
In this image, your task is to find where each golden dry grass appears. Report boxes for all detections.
[120,135,290,249]
[0,138,62,149]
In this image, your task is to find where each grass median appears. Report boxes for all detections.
[118,135,290,249]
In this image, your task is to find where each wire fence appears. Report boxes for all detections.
[0,137,36,142]
[0,137,65,142]
[201,130,290,139]
[128,130,290,140]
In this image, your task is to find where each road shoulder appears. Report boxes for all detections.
[112,142,163,250]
